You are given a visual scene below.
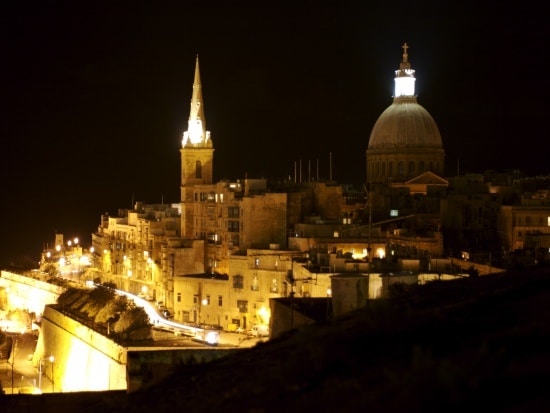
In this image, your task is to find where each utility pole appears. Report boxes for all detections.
[10,337,16,394]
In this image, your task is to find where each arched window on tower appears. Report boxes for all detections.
[195,160,202,179]
[398,162,404,176]
[409,161,415,174]
[419,161,425,173]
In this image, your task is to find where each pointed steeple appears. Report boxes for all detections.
[182,55,211,147]
[393,42,416,99]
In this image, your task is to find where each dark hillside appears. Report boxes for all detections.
[3,267,550,413]
[104,267,550,413]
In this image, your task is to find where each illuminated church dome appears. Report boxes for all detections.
[366,43,444,185]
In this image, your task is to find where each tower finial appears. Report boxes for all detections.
[394,42,415,98]
[402,42,409,63]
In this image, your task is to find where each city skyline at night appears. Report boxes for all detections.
[0,1,546,267]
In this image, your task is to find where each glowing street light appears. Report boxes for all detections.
[38,355,54,392]
[49,355,55,392]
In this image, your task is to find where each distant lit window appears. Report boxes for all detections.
[270,279,278,293]
[251,276,259,291]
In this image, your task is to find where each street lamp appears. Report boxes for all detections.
[49,355,55,392]
[8,337,17,394]
[38,355,54,392]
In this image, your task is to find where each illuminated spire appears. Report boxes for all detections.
[394,42,416,99]
[182,55,211,146]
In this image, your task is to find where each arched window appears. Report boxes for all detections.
[419,161,425,172]
[195,160,202,179]
[398,162,404,176]
[409,161,415,173]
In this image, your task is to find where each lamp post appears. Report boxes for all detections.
[8,337,17,394]
[49,355,55,392]
[38,359,43,391]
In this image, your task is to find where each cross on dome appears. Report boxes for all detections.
[402,42,409,63]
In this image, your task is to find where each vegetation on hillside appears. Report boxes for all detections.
[56,285,152,343]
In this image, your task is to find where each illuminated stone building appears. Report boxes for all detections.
[499,187,550,258]
[366,43,445,186]
[362,44,447,258]
[90,202,205,307]
[90,48,456,331]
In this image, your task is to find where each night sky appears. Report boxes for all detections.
[0,1,546,267]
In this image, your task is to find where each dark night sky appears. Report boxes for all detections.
[0,1,547,266]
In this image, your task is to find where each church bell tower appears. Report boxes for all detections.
[180,55,214,238]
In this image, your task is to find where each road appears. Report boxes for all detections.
[119,290,265,348]
[0,331,53,394]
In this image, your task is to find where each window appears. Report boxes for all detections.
[177,292,181,303]
[218,295,223,306]
[233,275,244,289]
[193,295,198,304]
[206,295,211,305]
[228,221,239,232]
[251,276,259,291]
[237,300,248,313]
[270,279,278,293]
[195,160,202,179]
[230,233,240,247]
[228,206,239,218]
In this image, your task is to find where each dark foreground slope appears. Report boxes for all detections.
[4,267,550,413]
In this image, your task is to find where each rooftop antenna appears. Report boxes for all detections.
[316,158,319,181]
